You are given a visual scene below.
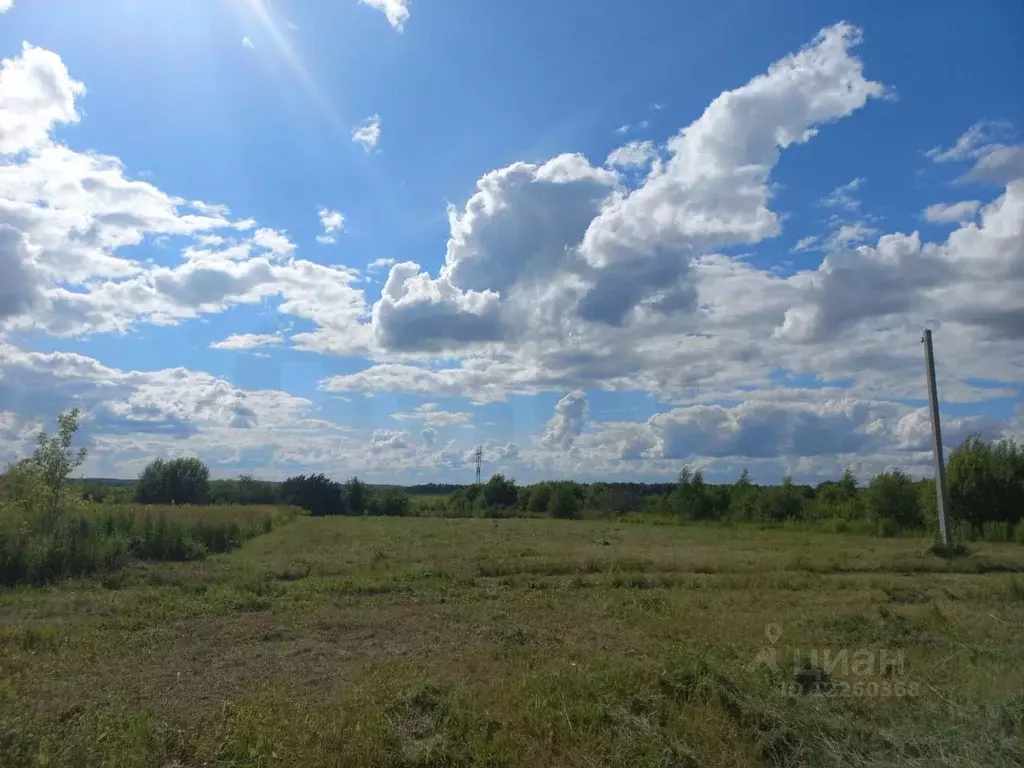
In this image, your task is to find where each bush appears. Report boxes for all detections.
[755,478,806,522]
[549,482,582,519]
[948,436,1024,531]
[864,469,923,531]
[343,478,369,515]
[528,484,552,515]
[280,474,342,516]
[372,490,411,517]
[482,474,518,508]
[135,458,211,505]
[208,475,278,505]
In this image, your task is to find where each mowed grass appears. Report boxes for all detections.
[2,515,1023,767]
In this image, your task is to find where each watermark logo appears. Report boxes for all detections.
[750,623,921,698]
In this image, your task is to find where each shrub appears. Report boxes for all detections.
[864,469,923,531]
[373,490,411,517]
[948,436,1024,530]
[2,409,87,527]
[482,474,518,508]
[342,478,369,515]
[135,458,211,505]
[280,474,342,516]
[549,482,582,519]
[528,484,552,515]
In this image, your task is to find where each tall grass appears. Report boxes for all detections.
[0,504,300,587]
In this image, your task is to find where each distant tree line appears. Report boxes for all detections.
[70,435,1024,541]
[419,436,1024,542]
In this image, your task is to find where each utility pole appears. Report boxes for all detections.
[922,329,951,547]
[474,446,483,485]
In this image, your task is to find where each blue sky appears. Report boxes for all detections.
[0,0,1022,484]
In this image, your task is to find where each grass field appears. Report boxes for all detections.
[2,513,1023,767]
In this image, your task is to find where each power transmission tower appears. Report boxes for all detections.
[922,329,952,547]
[474,446,483,485]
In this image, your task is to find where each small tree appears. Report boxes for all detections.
[528,483,552,515]
[948,436,1024,530]
[864,469,922,531]
[375,489,410,517]
[6,409,89,526]
[280,473,341,516]
[343,477,369,515]
[482,474,518,508]
[135,457,210,505]
[549,482,582,519]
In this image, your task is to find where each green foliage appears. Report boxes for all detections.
[135,458,211,505]
[369,489,411,517]
[0,409,88,526]
[754,476,807,522]
[343,477,369,515]
[481,473,518,508]
[948,436,1024,531]
[549,481,583,519]
[864,469,923,530]
[280,473,342,516]
[528,483,552,515]
[0,509,291,587]
[209,474,278,505]
[0,410,294,586]
[34,408,88,524]
[670,467,726,520]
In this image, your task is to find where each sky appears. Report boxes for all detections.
[1,0,1023,485]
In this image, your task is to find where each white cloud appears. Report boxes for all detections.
[360,0,409,31]
[0,43,85,155]
[926,121,1010,163]
[927,121,1024,185]
[605,140,657,169]
[792,235,820,252]
[923,200,980,224]
[541,391,588,451]
[351,114,381,151]
[0,1,14,13]
[316,207,344,244]
[318,207,344,233]
[250,228,295,257]
[367,257,395,271]
[778,178,1024,345]
[241,37,255,49]
[209,331,284,350]
[822,177,864,211]
[392,403,472,427]
[825,222,877,250]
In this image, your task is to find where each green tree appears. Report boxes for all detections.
[948,436,1023,531]
[528,483,552,515]
[548,482,582,519]
[864,469,922,531]
[838,467,858,499]
[3,409,87,525]
[482,473,518,508]
[280,473,341,516]
[343,477,369,515]
[135,457,210,505]
[672,467,720,520]
[729,469,757,520]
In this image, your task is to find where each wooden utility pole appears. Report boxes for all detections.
[922,329,952,547]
